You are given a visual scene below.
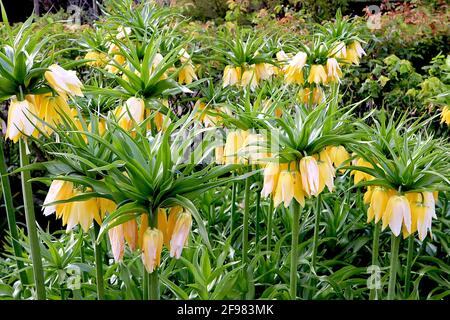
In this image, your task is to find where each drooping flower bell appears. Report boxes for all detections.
[223,130,249,164]
[255,63,274,82]
[307,64,328,85]
[141,228,164,273]
[330,41,347,60]
[382,195,412,237]
[274,50,289,76]
[5,96,38,143]
[114,97,145,131]
[240,133,271,165]
[326,145,350,173]
[240,65,258,91]
[272,163,305,208]
[299,156,321,197]
[108,218,139,262]
[44,64,84,98]
[43,180,102,232]
[105,43,126,74]
[316,150,335,194]
[284,51,307,84]
[261,162,280,198]
[222,65,242,88]
[326,58,342,83]
[85,50,108,68]
[178,49,198,85]
[168,210,192,259]
[344,41,366,65]
[406,192,437,240]
[366,187,393,224]
[351,157,374,184]
[33,94,71,134]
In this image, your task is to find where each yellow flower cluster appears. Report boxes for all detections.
[330,40,366,65]
[178,49,198,85]
[364,187,438,240]
[261,146,350,208]
[276,51,343,86]
[43,180,108,232]
[141,206,192,273]
[85,50,108,68]
[352,156,439,240]
[6,64,84,143]
[111,96,170,133]
[222,63,274,91]
[217,130,272,165]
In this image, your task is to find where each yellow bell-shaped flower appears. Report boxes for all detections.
[367,187,391,223]
[299,156,320,197]
[141,228,164,273]
[284,51,307,85]
[34,94,71,134]
[114,97,145,131]
[382,195,412,237]
[5,96,38,143]
[326,145,350,173]
[307,64,328,85]
[222,65,241,88]
[255,63,274,81]
[223,130,249,164]
[261,162,281,198]
[326,58,343,83]
[240,65,258,91]
[85,50,108,68]
[45,64,84,98]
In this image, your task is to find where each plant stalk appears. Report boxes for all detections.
[242,176,251,265]
[230,180,237,233]
[0,139,28,285]
[404,236,415,299]
[143,269,149,300]
[266,199,273,254]
[19,139,46,300]
[93,222,105,300]
[311,194,321,271]
[149,269,160,300]
[369,222,381,300]
[387,234,401,300]
[290,200,301,299]
[255,187,261,248]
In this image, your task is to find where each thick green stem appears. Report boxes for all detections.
[242,176,251,265]
[93,222,105,300]
[404,236,415,299]
[0,139,28,285]
[387,234,401,300]
[266,199,273,254]
[290,200,301,299]
[255,188,261,248]
[19,139,46,300]
[79,234,88,284]
[230,180,237,233]
[149,269,160,300]
[143,270,149,300]
[369,222,381,300]
[311,194,321,271]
